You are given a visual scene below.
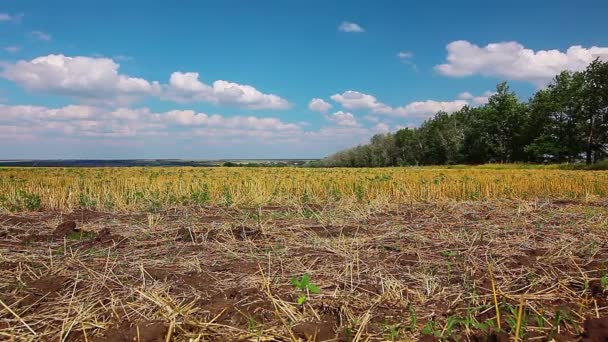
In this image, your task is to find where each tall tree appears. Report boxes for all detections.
[394,128,421,165]
[582,58,608,163]
[484,82,528,162]
[418,111,463,165]
[526,71,584,162]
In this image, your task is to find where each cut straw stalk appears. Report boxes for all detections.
[488,264,501,330]
[514,295,525,342]
[0,298,36,335]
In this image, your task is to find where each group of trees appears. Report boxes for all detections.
[318,59,608,167]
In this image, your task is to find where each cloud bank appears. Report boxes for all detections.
[436,40,608,86]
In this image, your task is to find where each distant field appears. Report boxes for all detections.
[0,159,316,167]
[0,166,607,211]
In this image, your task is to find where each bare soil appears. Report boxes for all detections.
[0,200,607,341]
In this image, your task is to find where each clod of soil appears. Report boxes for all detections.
[28,276,69,296]
[94,227,116,243]
[292,320,336,341]
[588,279,606,298]
[54,220,78,237]
[94,320,168,342]
[582,317,608,342]
[19,276,69,308]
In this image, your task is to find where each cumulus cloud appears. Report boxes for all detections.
[29,30,52,41]
[1,54,160,106]
[330,90,391,113]
[472,91,496,105]
[390,100,468,118]
[163,72,291,110]
[304,126,371,141]
[165,110,301,131]
[338,21,365,33]
[308,98,332,113]
[374,122,390,133]
[331,90,467,118]
[1,54,291,109]
[458,90,496,105]
[0,100,401,156]
[0,103,303,140]
[435,40,608,86]
[458,92,473,100]
[326,111,360,127]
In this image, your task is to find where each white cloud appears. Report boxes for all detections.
[308,98,332,113]
[165,110,301,131]
[397,51,413,60]
[0,100,407,156]
[338,21,365,33]
[0,103,304,140]
[0,13,12,21]
[435,40,608,86]
[330,90,391,113]
[1,54,160,106]
[458,92,473,100]
[326,111,360,127]
[391,100,468,118]
[397,51,418,71]
[30,31,52,41]
[1,55,290,109]
[374,122,390,133]
[332,90,467,118]
[3,46,20,53]
[458,90,496,106]
[304,125,370,140]
[164,72,291,110]
[472,91,496,105]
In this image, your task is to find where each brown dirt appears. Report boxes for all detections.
[583,318,608,342]
[53,220,78,237]
[0,214,40,225]
[94,320,168,342]
[206,226,262,242]
[305,224,364,238]
[292,320,336,341]
[1,199,607,340]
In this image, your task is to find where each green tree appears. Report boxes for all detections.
[418,111,464,165]
[581,58,608,163]
[526,71,584,162]
[484,82,529,162]
[394,128,421,165]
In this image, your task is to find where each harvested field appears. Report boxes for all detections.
[1,167,608,211]
[1,199,607,341]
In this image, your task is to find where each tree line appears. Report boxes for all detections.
[315,59,608,167]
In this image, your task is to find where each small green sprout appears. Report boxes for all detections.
[421,320,440,337]
[601,272,608,289]
[382,321,400,341]
[291,273,320,305]
[408,304,418,331]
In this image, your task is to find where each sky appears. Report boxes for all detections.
[1,0,608,159]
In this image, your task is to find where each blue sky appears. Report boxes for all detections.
[1,0,607,159]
